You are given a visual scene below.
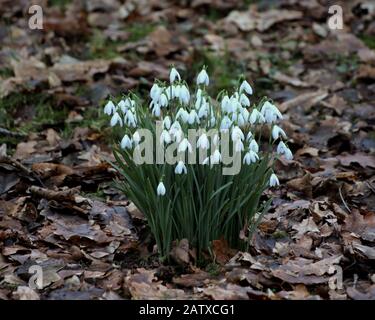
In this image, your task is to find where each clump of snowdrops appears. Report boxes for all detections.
[104,67,292,260]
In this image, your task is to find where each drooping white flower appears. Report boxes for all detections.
[269,173,280,187]
[124,110,136,127]
[104,101,116,116]
[120,134,132,149]
[221,95,231,113]
[175,161,187,174]
[243,150,259,164]
[261,101,283,123]
[249,109,261,124]
[179,85,190,105]
[198,104,208,118]
[176,108,189,123]
[241,108,250,122]
[150,83,162,101]
[159,93,168,107]
[152,103,161,117]
[157,182,166,196]
[246,131,253,142]
[170,67,181,83]
[239,80,253,95]
[234,140,244,152]
[272,125,287,140]
[211,149,222,164]
[133,131,141,145]
[213,134,220,146]
[210,116,216,127]
[249,139,259,153]
[284,148,293,160]
[163,116,171,129]
[117,100,128,114]
[160,129,172,144]
[178,138,193,153]
[231,126,245,142]
[239,94,250,107]
[197,68,209,86]
[277,141,293,160]
[188,110,199,125]
[220,116,232,130]
[110,112,123,127]
[197,133,210,149]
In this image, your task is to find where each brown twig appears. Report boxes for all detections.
[29,186,81,202]
[0,127,27,138]
[339,185,351,214]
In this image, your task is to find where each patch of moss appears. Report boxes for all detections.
[359,34,375,50]
[125,22,156,42]
[88,29,121,60]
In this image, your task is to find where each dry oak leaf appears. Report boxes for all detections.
[343,209,375,241]
[292,217,320,239]
[337,152,375,169]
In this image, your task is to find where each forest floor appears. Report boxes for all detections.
[0,0,375,300]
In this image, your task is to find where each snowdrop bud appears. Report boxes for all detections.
[150,83,162,101]
[171,128,183,143]
[284,148,293,160]
[231,126,245,142]
[240,80,253,95]
[243,150,259,164]
[240,94,250,107]
[269,173,280,187]
[234,140,244,152]
[272,125,287,140]
[176,108,189,123]
[277,141,287,155]
[163,116,171,129]
[249,109,259,124]
[110,112,123,127]
[241,108,250,122]
[210,116,216,127]
[211,149,222,164]
[160,130,171,144]
[175,161,187,174]
[237,114,245,127]
[159,93,168,107]
[157,182,166,196]
[179,85,190,105]
[104,101,116,116]
[197,69,209,86]
[198,104,208,118]
[249,139,259,153]
[178,138,193,153]
[170,67,181,83]
[133,131,141,145]
[120,134,132,149]
[197,133,210,149]
[188,110,199,125]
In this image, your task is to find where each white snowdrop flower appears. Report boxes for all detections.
[198,104,208,118]
[170,120,181,132]
[221,95,231,113]
[170,67,181,83]
[110,112,123,127]
[176,108,189,123]
[178,138,193,153]
[104,101,116,116]
[231,126,245,142]
[220,116,232,130]
[150,83,162,101]
[277,141,287,155]
[243,150,259,164]
[269,173,280,187]
[272,125,287,140]
[237,113,245,127]
[173,84,181,99]
[196,88,203,100]
[124,110,136,127]
[179,85,190,105]
[234,140,244,152]
[157,182,166,196]
[211,149,222,164]
[261,101,283,123]
[202,157,209,165]
[284,148,293,160]
[159,93,168,107]
[152,104,161,117]
[163,116,171,129]
[241,108,250,122]
[246,131,253,141]
[230,97,240,113]
[159,129,172,144]
[132,131,141,145]
[239,80,253,95]
[249,109,260,124]
[120,134,132,149]
[118,100,128,114]
[188,110,199,125]
[210,116,216,127]
[197,68,209,86]
[197,133,210,149]
[171,128,183,143]
[249,139,259,153]
[175,161,187,174]
[239,94,250,107]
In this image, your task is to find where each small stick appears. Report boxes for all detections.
[339,185,351,214]
[366,181,375,194]
[0,127,26,138]
[29,185,81,202]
